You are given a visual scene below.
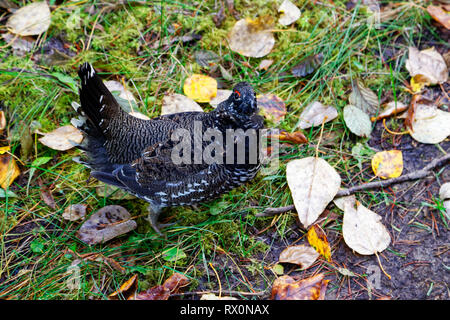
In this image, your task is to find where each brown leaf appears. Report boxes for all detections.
[162,272,190,294]
[371,101,408,122]
[427,5,450,29]
[37,178,56,209]
[269,130,308,145]
[404,94,421,131]
[109,274,138,300]
[0,111,6,132]
[0,153,20,190]
[279,245,319,269]
[62,204,87,221]
[271,274,329,300]
[77,205,137,245]
[134,273,190,300]
[258,94,286,123]
[291,53,324,78]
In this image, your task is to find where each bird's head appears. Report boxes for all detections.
[216,82,257,124]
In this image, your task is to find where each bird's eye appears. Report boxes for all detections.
[234,90,241,99]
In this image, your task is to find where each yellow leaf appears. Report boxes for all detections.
[0,154,20,189]
[307,224,332,261]
[410,74,430,93]
[371,150,403,179]
[0,146,10,154]
[183,74,217,103]
[109,274,138,300]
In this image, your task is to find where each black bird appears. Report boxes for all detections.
[73,63,264,234]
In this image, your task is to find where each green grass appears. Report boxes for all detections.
[0,0,447,299]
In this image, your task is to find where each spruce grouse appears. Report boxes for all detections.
[72,63,264,234]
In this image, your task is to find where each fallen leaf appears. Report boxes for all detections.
[291,53,324,78]
[161,93,203,115]
[228,18,275,58]
[278,0,301,25]
[258,59,274,70]
[371,150,403,179]
[333,194,356,211]
[0,153,20,189]
[162,247,187,262]
[128,111,150,120]
[209,89,232,108]
[104,80,136,103]
[440,182,450,219]
[371,101,408,121]
[109,274,138,300]
[297,101,338,129]
[200,293,238,300]
[405,47,448,86]
[342,201,391,255]
[1,33,34,56]
[271,264,284,275]
[271,274,329,300]
[38,178,56,209]
[408,103,450,144]
[279,245,319,269]
[349,81,379,116]
[410,74,430,93]
[38,125,83,151]
[286,157,341,228]
[63,204,88,221]
[6,1,51,36]
[343,105,373,138]
[258,94,286,123]
[275,130,308,144]
[426,5,450,29]
[77,205,137,245]
[194,50,220,68]
[307,225,332,261]
[183,74,217,103]
[0,111,5,131]
[135,273,189,300]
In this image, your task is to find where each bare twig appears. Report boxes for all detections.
[259,153,450,217]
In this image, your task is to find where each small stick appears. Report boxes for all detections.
[260,153,450,217]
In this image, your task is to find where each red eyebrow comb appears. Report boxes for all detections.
[234,90,241,97]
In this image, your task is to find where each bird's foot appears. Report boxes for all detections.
[145,206,175,236]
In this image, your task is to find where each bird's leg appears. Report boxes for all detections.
[145,205,175,235]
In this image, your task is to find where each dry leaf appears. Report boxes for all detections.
[63,204,87,221]
[258,59,274,70]
[6,2,51,36]
[209,89,232,108]
[1,33,34,56]
[349,81,379,116]
[426,5,450,29]
[183,74,217,103]
[161,93,203,115]
[342,201,391,255]
[307,225,332,261]
[38,125,83,151]
[0,111,6,132]
[0,153,20,189]
[200,293,238,300]
[279,245,319,269]
[128,111,150,120]
[38,180,56,209]
[135,273,189,300]
[104,80,136,103]
[297,101,338,129]
[440,182,450,219]
[228,18,275,58]
[109,274,138,300]
[371,101,408,121]
[258,94,286,123]
[405,47,448,86]
[286,157,341,228]
[343,105,372,138]
[278,0,301,25]
[408,103,450,144]
[271,274,329,300]
[77,205,137,245]
[277,130,308,145]
[291,53,324,78]
[371,150,403,179]
[333,195,356,211]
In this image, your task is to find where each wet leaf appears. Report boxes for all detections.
[349,81,379,116]
[77,205,137,245]
[183,74,218,103]
[405,47,448,86]
[278,0,301,25]
[307,225,332,261]
[343,105,372,138]
[342,201,391,255]
[286,157,341,228]
[38,179,56,209]
[271,274,329,300]
[291,53,324,78]
[279,245,319,269]
[109,274,138,300]
[38,125,83,151]
[426,5,450,29]
[371,101,408,121]
[161,93,203,115]
[135,272,189,300]
[162,247,187,262]
[258,94,286,123]
[297,101,338,129]
[19,122,33,161]
[228,18,275,58]
[209,89,232,108]
[276,130,308,145]
[408,103,450,144]
[161,272,190,293]
[6,1,51,36]
[63,204,88,221]
[0,153,20,190]
[371,150,403,179]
